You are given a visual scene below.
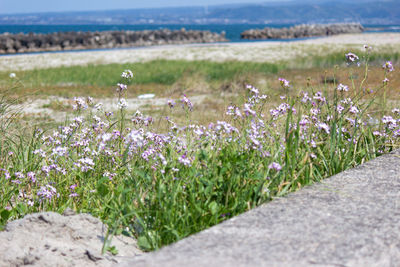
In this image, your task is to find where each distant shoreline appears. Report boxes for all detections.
[0,29,228,55]
[0,23,399,41]
[0,31,395,58]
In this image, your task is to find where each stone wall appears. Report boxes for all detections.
[0,28,228,54]
[241,23,364,40]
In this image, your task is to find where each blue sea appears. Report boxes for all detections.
[0,24,399,43]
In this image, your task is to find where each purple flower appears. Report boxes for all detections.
[167,99,176,108]
[75,157,95,172]
[392,108,400,114]
[244,103,256,117]
[349,106,359,114]
[178,153,192,167]
[247,85,259,95]
[383,61,394,72]
[313,92,326,103]
[317,122,330,134]
[345,52,359,62]
[226,105,242,118]
[310,108,320,116]
[125,129,145,148]
[37,185,58,201]
[14,172,25,179]
[116,83,127,93]
[278,78,290,89]
[27,172,36,183]
[383,78,389,84]
[301,91,311,103]
[70,184,77,190]
[0,169,11,180]
[73,97,88,111]
[299,116,310,128]
[336,105,344,114]
[214,121,239,135]
[103,172,117,180]
[117,98,128,109]
[181,95,193,111]
[52,146,68,157]
[382,116,397,129]
[268,162,282,172]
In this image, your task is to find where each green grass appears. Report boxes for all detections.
[0,60,282,88]
[294,50,400,68]
[1,50,398,99]
[4,52,398,89]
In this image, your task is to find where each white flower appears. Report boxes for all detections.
[318,122,330,134]
[9,73,16,78]
[349,106,359,114]
[117,98,128,109]
[345,52,359,62]
[337,84,349,92]
[94,103,103,111]
[121,69,133,79]
[73,97,88,110]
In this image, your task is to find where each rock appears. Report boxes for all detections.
[0,211,143,267]
[0,29,229,54]
[241,23,364,40]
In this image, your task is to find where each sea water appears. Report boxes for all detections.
[0,24,399,43]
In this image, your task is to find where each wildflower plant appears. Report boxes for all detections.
[0,51,399,251]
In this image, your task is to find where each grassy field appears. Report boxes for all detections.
[1,50,399,98]
[1,50,398,128]
[0,47,399,252]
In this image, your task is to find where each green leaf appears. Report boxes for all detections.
[107,246,119,256]
[209,201,219,215]
[16,203,27,215]
[138,236,152,251]
[97,178,110,197]
[0,209,11,222]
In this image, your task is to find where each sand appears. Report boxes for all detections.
[0,210,142,267]
[1,33,399,72]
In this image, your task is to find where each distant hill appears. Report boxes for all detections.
[205,1,400,24]
[0,0,398,25]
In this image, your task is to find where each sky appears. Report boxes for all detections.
[0,0,288,14]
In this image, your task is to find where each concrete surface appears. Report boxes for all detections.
[122,150,400,267]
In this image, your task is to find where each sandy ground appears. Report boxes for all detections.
[1,33,400,72]
[19,95,208,121]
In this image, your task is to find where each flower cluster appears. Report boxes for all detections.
[1,61,398,242]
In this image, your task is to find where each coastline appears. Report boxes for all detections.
[1,33,400,72]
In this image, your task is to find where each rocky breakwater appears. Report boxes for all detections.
[241,23,364,40]
[0,28,228,54]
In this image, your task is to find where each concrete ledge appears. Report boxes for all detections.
[121,150,400,267]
